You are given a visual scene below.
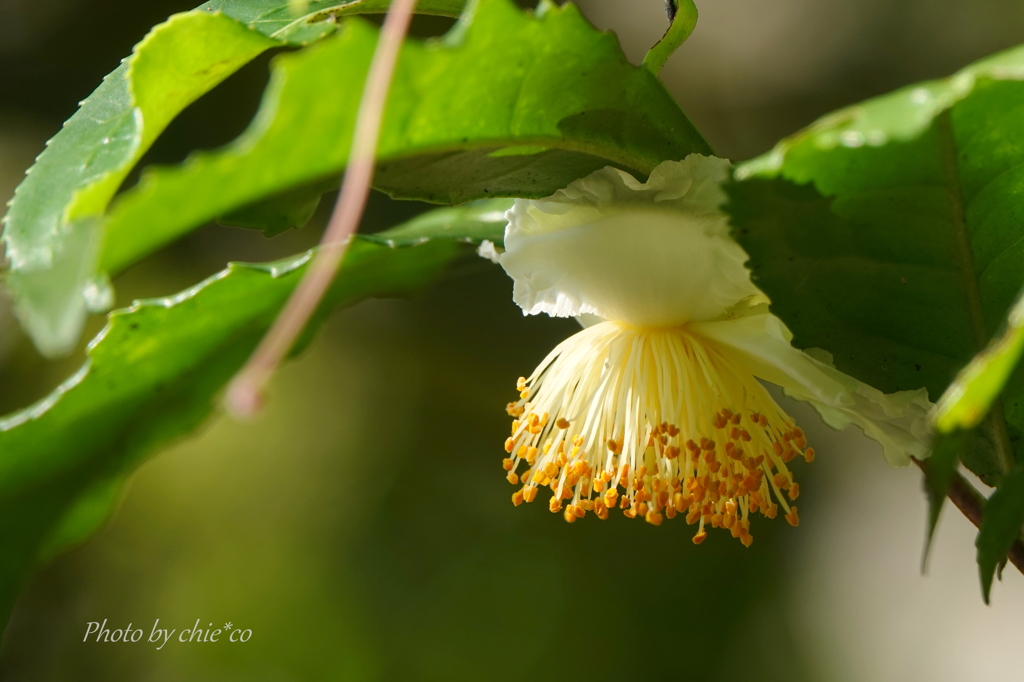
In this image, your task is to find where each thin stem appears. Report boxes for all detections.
[225,0,418,417]
[913,459,1024,575]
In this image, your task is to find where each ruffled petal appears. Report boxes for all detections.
[690,313,933,467]
[499,155,759,327]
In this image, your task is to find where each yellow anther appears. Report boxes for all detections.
[712,413,728,429]
[593,479,605,493]
[572,435,584,447]
[512,490,524,506]
[595,501,609,520]
[730,427,740,440]
[549,497,563,513]
[685,439,699,452]
[645,511,663,526]
[556,418,570,429]
[563,508,577,523]
[517,445,528,458]
[574,505,585,519]
[740,530,754,548]
[519,389,530,399]
[788,483,800,500]
[739,430,751,442]
[773,473,789,490]
[507,472,519,485]
[544,461,559,477]
[772,441,783,456]
[785,506,800,526]
[667,425,679,437]
[604,488,619,506]
[523,486,537,503]
[708,461,721,474]
[502,458,515,471]
[804,447,816,463]
[516,376,527,390]
[666,445,680,460]
[692,531,707,545]
[637,502,649,516]
[526,446,538,464]
[504,438,515,453]
[725,499,737,515]
[765,503,778,519]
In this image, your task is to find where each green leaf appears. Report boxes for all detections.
[202,0,468,45]
[1,0,468,358]
[2,10,277,357]
[921,429,969,564]
[98,0,708,292]
[934,289,1024,432]
[727,45,1024,486]
[977,463,1024,602]
[360,198,512,246]
[0,199,498,634]
[218,176,340,236]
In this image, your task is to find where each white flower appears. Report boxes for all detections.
[496,155,932,544]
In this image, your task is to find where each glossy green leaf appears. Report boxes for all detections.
[977,463,1024,602]
[0,202,499,635]
[2,11,276,357]
[219,176,341,236]
[99,0,708,286]
[935,289,1024,432]
[361,198,512,247]
[728,45,1024,487]
[1,0,468,358]
[201,0,467,45]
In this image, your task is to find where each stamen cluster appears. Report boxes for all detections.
[502,322,814,545]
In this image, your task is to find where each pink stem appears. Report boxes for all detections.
[225,0,419,417]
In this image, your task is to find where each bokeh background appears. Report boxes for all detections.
[2,0,1024,680]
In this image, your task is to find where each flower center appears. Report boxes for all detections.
[502,321,813,545]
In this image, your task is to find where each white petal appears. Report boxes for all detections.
[691,313,933,467]
[499,155,759,327]
[477,240,502,264]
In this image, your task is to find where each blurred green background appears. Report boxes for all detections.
[2,1,1024,680]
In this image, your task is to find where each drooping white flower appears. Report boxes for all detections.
[496,155,932,545]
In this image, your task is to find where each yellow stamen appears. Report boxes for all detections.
[500,322,815,542]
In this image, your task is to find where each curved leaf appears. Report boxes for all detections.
[728,45,1024,486]
[2,11,276,357]
[99,0,708,282]
[0,201,497,635]
[1,0,468,357]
